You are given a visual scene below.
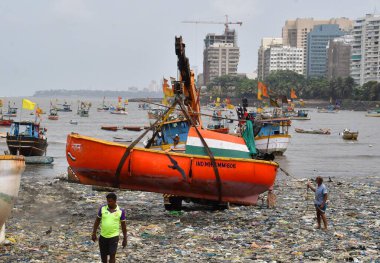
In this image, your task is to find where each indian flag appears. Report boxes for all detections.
[185,127,251,159]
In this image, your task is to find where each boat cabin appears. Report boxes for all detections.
[9,121,45,139]
[149,119,190,150]
[256,118,291,137]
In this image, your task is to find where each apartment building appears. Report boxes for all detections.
[351,14,380,85]
[282,18,353,74]
[257,37,283,80]
[307,24,346,78]
[263,45,303,80]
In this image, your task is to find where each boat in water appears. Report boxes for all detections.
[317,105,339,113]
[206,111,229,134]
[289,109,311,120]
[77,101,91,117]
[0,155,25,242]
[254,117,291,156]
[97,97,110,112]
[101,125,121,131]
[341,129,358,140]
[66,36,278,208]
[365,108,380,117]
[0,114,13,126]
[123,126,144,132]
[295,128,331,135]
[57,101,72,112]
[3,102,18,117]
[6,121,48,156]
[48,108,59,120]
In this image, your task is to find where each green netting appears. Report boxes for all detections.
[242,120,257,155]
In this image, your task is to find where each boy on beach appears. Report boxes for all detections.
[92,193,127,263]
[307,176,328,230]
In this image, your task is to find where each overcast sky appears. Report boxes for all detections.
[0,0,378,96]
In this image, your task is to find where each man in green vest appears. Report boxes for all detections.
[92,193,127,263]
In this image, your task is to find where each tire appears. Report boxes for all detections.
[164,197,182,211]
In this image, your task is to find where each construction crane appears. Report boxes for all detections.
[182,15,242,32]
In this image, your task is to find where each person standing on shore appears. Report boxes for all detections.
[92,193,127,263]
[307,176,328,230]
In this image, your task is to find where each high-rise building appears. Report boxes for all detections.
[263,45,303,80]
[351,14,380,85]
[307,24,346,78]
[282,18,353,74]
[257,38,283,80]
[326,35,353,80]
[203,29,239,85]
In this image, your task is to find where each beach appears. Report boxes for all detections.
[1,173,379,262]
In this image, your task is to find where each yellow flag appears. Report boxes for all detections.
[22,99,36,110]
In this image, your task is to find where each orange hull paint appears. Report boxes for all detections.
[66,134,278,205]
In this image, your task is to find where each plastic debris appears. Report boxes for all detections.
[0,175,379,262]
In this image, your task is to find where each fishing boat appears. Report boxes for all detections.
[48,108,59,120]
[254,117,291,156]
[206,111,229,134]
[3,102,18,117]
[97,97,110,112]
[317,105,339,113]
[57,102,72,112]
[123,126,143,131]
[365,108,380,117]
[341,129,358,140]
[110,97,128,115]
[101,126,120,131]
[138,102,151,110]
[77,101,91,117]
[289,109,311,120]
[113,136,132,143]
[295,128,331,135]
[148,108,164,120]
[6,121,48,156]
[110,107,128,115]
[66,36,278,208]
[0,155,25,242]
[0,114,13,126]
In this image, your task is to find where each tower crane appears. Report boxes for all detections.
[182,15,242,32]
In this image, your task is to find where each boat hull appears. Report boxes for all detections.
[342,132,358,140]
[365,113,380,117]
[6,136,48,156]
[66,134,278,205]
[255,135,290,155]
[48,115,59,120]
[0,120,13,126]
[0,155,25,230]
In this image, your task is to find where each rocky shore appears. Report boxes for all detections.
[1,174,379,262]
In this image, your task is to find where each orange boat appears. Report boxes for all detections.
[66,36,278,207]
[66,130,277,205]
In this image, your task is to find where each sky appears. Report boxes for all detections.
[0,0,378,96]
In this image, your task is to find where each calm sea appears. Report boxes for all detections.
[1,97,379,180]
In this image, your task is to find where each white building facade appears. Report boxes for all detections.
[351,14,380,85]
[263,45,304,79]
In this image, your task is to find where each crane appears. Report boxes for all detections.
[182,15,242,32]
